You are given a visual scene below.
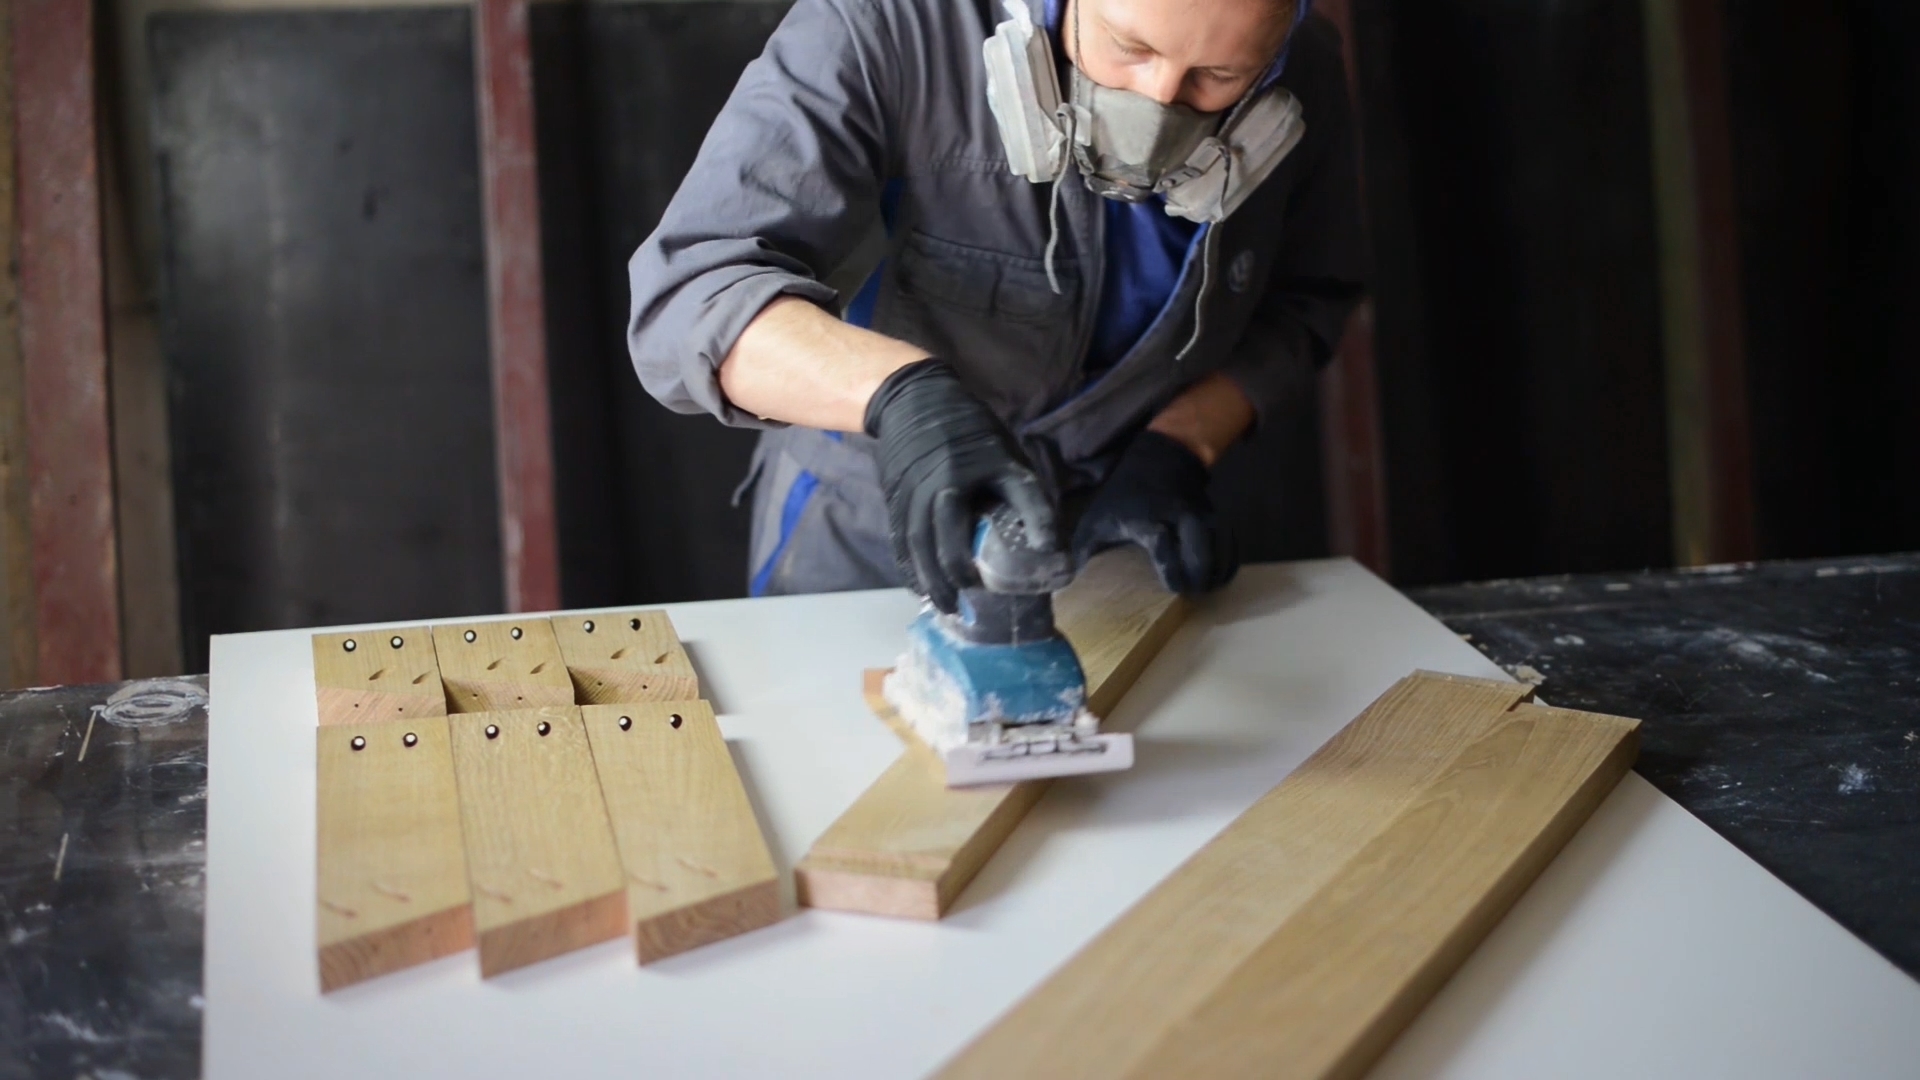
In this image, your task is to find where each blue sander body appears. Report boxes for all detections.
[883,506,1135,786]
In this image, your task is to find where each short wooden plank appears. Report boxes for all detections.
[795,548,1186,919]
[432,619,573,714]
[312,628,446,727]
[939,672,1640,1079]
[552,610,699,705]
[316,716,471,992]
[447,706,626,976]
[581,701,779,963]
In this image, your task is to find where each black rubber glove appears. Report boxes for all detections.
[864,358,1060,614]
[1073,429,1237,594]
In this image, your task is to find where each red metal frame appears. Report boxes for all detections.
[474,0,562,613]
[14,0,122,684]
[1311,0,1391,579]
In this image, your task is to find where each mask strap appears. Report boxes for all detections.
[1043,168,1067,295]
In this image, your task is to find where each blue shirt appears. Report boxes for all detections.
[1089,200,1200,370]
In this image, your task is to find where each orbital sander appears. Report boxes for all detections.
[882,504,1133,787]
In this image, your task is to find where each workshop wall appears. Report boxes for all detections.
[1724,0,1920,561]
[132,0,1920,666]
[1351,0,1674,586]
[150,9,504,671]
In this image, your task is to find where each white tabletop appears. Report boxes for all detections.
[201,558,1920,1078]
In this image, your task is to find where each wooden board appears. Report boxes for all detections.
[311,628,446,727]
[581,701,779,962]
[551,610,699,705]
[939,671,1641,1079]
[446,705,627,976]
[795,548,1187,919]
[432,619,573,714]
[315,716,471,992]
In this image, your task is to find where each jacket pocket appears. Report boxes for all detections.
[892,229,1076,324]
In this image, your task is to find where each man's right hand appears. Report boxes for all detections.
[863,358,1059,614]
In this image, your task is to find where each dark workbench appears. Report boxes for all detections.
[1410,552,1920,983]
[3,554,1917,1077]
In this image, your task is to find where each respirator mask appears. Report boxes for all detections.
[982,0,1306,224]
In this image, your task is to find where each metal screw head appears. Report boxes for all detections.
[403,732,418,748]
[536,721,551,737]
[390,635,404,649]
[618,715,632,731]
[343,639,357,652]
[583,619,595,633]
[350,735,366,751]
[670,714,684,729]
[463,629,477,643]
[484,724,500,740]
[510,626,523,640]
[629,617,641,631]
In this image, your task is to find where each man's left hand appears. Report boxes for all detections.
[1072,429,1237,594]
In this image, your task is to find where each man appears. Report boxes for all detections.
[628,0,1362,614]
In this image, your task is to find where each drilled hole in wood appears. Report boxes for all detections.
[343,639,357,652]
[485,725,500,740]
[463,629,477,643]
[536,721,551,737]
[390,635,404,649]
[350,735,366,751]
[583,619,595,633]
[629,617,641,631]
[670,714,683,729]
[510,626,523,640]
[618,715,632,731]
[403,732,418,748]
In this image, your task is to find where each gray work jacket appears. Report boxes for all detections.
[627,0,1364,589]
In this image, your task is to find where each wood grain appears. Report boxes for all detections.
[447,706,627,976]
[551,610,699,705]
[433,619,573,714]
[312,628,446,727]
[939,672,1641,1079]
[581,701,779,963]
[795,548,1186,919]
[316,716,471,992]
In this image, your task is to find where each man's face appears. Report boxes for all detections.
[1063,0,1293,113]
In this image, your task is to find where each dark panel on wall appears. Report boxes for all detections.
[529,2,621,608]
[1353,0,1672,585]
[150,10,501,669]
[1727,0,1920,561]
[573,1,790,603]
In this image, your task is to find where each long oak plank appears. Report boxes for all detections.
[939,672,1640,1078]
[795,548,1186,919]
